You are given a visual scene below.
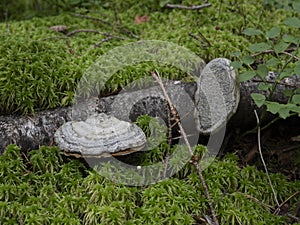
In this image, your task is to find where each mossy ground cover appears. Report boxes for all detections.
[0,144,299,224]
[1,1,300,224]
[0,0,298,114]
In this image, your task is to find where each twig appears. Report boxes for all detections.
[252,48,299,61]
[151,70,219,225]
[254,110,280,208]
[165,3,212,10]
[94,36,113,46]
[189,32,212,47]
[66,29,109,36]
[71,13,111,25]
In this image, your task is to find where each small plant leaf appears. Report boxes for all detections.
[238,71,256,82]
[282,34,299,44]
[258,83,271,91]
[278,107,290,119]
[293,1,300,13]
[283,89,293,97]
[283,17,300,28]
[257,64,268,79]
[230,61,243,69]
[249,43,271,53]
[292,94,300,104]
[265,101,281,114]
[266,27,281,39]
[266,58,280,67]
[274,41,290,54]
[242,28,263,36]
[251,93,266,108]
[279,68,294,79]
[241,55,254,65]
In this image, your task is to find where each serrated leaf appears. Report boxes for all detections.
[251,93,266,108]
[257,64,268,79]
[258,83,271,91]
[295,61,300,76]
[284,17,300,28]
[241,55,254,65]
[274,41,290,54]
[243,28,263,36]
[265,101,281,114]
[230,61,243,69]
[238,71,256,82]
[249,43,271,53]
[282,34,299,44]
[266,58,280,67]
[292,94,300,104]
[266,27,281,39]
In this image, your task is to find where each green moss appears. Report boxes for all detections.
[0,145,299,224]
[0,0,299,114]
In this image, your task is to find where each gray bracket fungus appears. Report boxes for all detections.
[195,58,240,134]
[54,113,146,158]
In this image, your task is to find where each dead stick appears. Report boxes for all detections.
[254,110,280,208]
[151,70,219,225]
[165,3,212,10]
[71,13,111,25]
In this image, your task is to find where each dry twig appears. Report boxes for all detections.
[151,70,219,225]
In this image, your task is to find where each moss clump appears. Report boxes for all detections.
[0,0,299,114]
[0,145,299,224]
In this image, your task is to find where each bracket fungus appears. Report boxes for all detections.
[195,58,240,134]
[54,113,146,158]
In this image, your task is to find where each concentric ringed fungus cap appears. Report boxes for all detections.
[54,113,146,158]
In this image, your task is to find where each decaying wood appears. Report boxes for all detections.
[0,74,300,153]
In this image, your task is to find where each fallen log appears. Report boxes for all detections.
[0,74,299,153]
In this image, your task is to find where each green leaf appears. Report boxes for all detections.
[159,0,170,7]
[238,71,256,82]
[292,94,300,104]
[282,34,299,44]
[293,1,300,13]
[266,58,280,67]
[230,61,243,69]
[279,69,294,79]
[241,55,254,65]
[274,41,290,54]
[265,101,281,114]
[251,93,266,108]
[257,64,268,79]
[278,107,290,119]
[283,89,293,97]
[295,61,300,76]
[258,83,271,91]
[243,28,263,36]
[249,43,271,53]
[266,27,281,39]
[284,17,300,28]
